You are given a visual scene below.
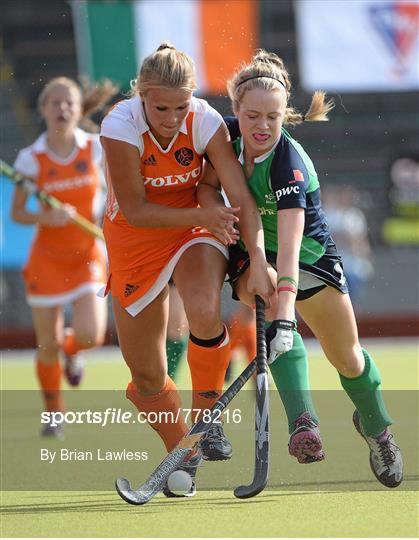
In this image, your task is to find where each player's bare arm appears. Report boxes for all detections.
[198,161,240,245]
[275,207,304,321]
[11,184,75,227]
[197,160,224,206]
[205,124,273,302]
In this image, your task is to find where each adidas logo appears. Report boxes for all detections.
[124,283,139,297]
[143,154,157,165]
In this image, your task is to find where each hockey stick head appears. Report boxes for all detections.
[233,296,269,499]
[233,384,269,498]
[233,477,268,499]
[115,477,141,505]
[233,371,270,499]
[115,446,193,505]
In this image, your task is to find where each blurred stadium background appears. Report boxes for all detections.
[1,0,418,349]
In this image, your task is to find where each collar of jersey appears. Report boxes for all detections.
[32,128,89,164]
[33,128,89,152]
[238,134,281,165]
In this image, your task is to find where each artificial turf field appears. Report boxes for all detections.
[1,339,418,538]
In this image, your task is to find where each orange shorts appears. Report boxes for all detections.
[23,241,107,307]
[102,229,228,316]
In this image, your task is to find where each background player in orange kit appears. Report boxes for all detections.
[224,304,256,383]
[100,43,272,497]
[11,77,117,438]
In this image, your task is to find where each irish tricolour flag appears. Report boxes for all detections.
[71,0,258,95]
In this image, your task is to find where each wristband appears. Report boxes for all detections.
[275,319,296,331]
[277,276,298,288]
[277,285,297,294]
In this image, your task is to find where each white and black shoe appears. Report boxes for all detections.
[353,410,403,488]
[64,352,84,387]
[162,450,202,498]
[200,424,233,461]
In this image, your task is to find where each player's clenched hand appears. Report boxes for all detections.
[265,320,295,364]
[200,206,240,245]
[39,204,76,227]
[247,263,274,306]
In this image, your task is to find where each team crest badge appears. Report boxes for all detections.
[175,147,194,166]
[75,160,88,173]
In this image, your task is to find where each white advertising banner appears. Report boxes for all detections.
[295,0,419,92]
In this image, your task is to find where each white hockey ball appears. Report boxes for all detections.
[166,470,192,495]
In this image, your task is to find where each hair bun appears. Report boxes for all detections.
[157,42,176,52]
[253,49,283,68]
[253,50,269,63]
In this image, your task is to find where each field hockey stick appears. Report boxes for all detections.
[115,357,258,505]
[0,159,105,240]
[234,295,269,498]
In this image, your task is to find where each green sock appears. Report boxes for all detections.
[339,348,393,437]
[166,337,187,381]
[269,329,319,433]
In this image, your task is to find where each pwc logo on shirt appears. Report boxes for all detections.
[275,185,300,201]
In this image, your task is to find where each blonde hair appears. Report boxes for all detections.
[37,77,82,111]
[37,76,119,132]
[133,42,196,94]
[227,49,334,125]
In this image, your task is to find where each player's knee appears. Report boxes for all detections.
[187,301,221,332]
[73,330,103,350]
[335,345,364,378]
[130,365,167,395]
[186,287,220,314]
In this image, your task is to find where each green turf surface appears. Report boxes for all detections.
[1,340,418,538]
[2,490,418,538]
[1,339,418,391]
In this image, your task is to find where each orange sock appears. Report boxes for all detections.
[126,377,188,452]
[36,358,64,412]
[63,328,83,356]
[187,328,231,416]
